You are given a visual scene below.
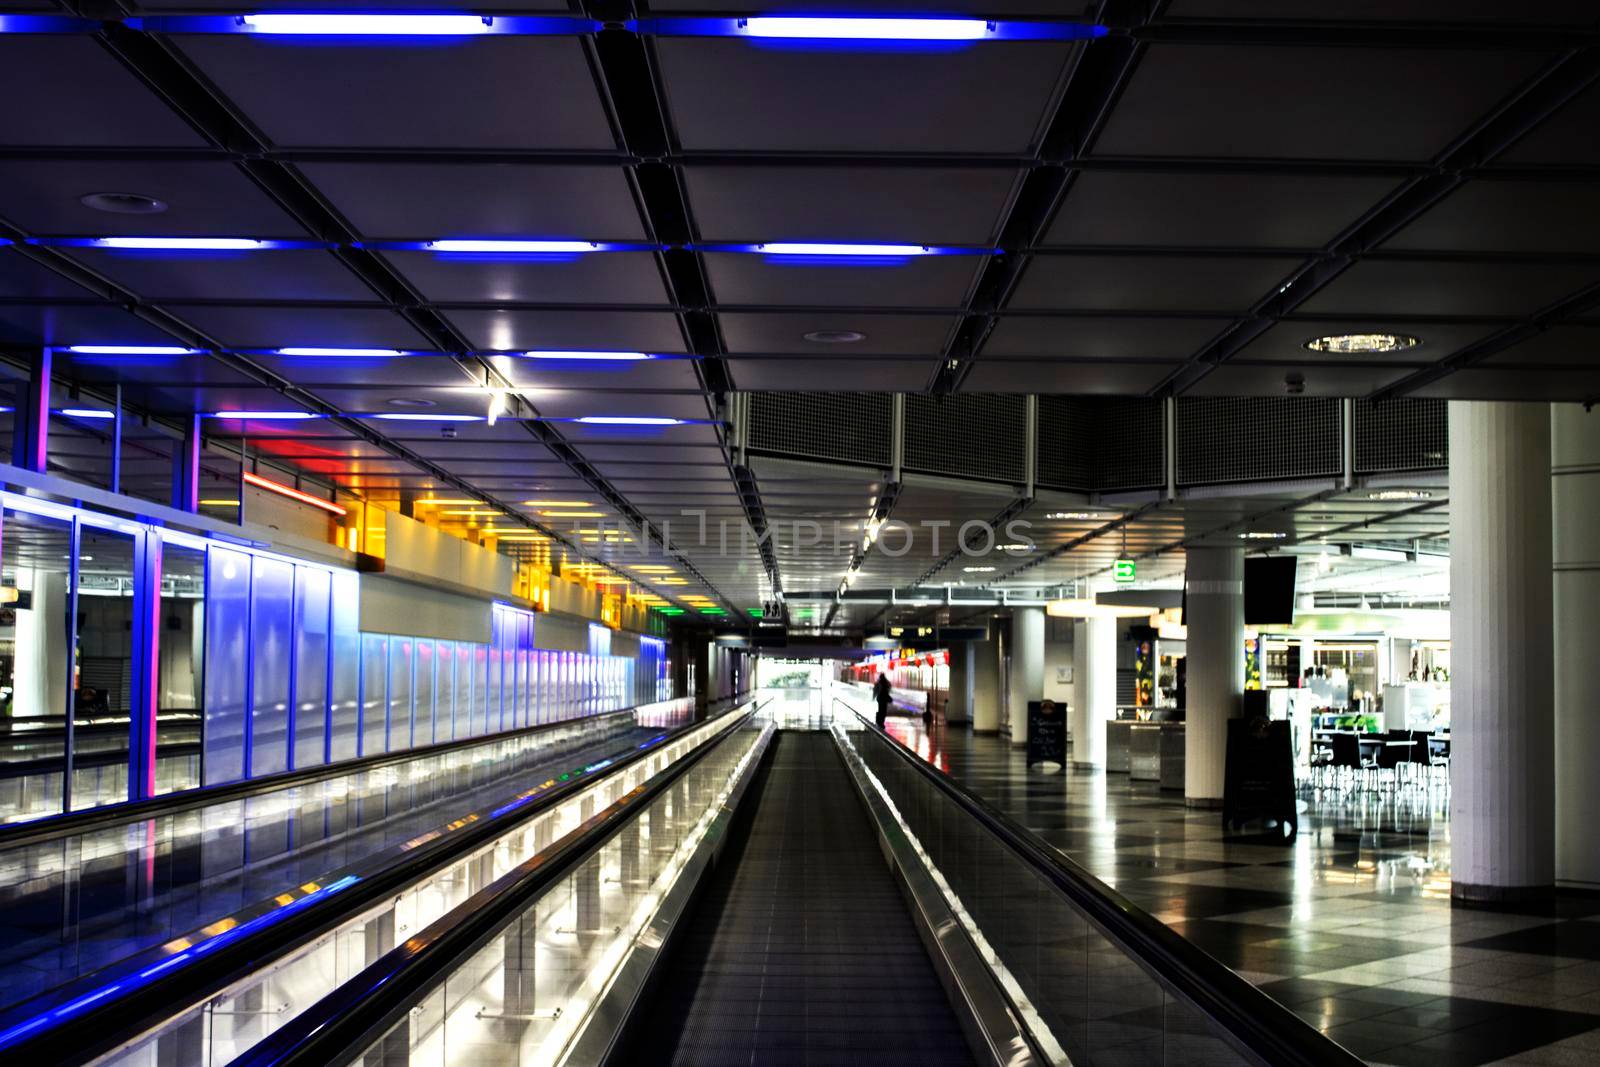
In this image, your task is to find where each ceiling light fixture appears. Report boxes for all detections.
[58,408,114,420]
[241,13,495,35]
[520,350,654,361]
[428,239,597,254]
[538,510,604,518]
[242,471,346,515]
[65,345,197,355]
[963,566,995,573]
[802,330,866,344]
[1367,489,1434,501]
[523,500,594,507]
[370,412,484,422]
[758,242,929,257]
[79,192,168,215]
[277,347,403,357]
[575,416,684,426]
[92,236,265,250]
[1046,511,1109,521]
[1303,333,1421,355]
[1238,531,1288,540]
[212,410,320,420]
[740,17,989,40]
[386,397,437,408]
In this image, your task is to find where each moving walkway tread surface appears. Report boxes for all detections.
[629,731,974,1067]
[0,723,663,1015]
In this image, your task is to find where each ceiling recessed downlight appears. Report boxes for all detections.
[1303,333,1421,355]
[79,192,167,215]
[803,329,866,344]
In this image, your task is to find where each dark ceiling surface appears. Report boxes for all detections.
[0,1,1593,623]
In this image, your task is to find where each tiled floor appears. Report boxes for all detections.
[890,718,1600,1067]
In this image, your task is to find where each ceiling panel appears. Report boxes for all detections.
[656,39,1074,153]
[684,166,1019,244]
[0,37,203,147]
[719,312,956,356]
[705,255,981,308]
[1093,45,1549,161]
[443,309,687,353]
[176,306,432,349]
[383,251,671,305]
[981,316,1228,359]
[961,360,1180,393]
[176,37,616,149]
[1046,171,1402,249]
[1298,259,1600,318]
[67,248,378,302]
[1011,255,1300,312]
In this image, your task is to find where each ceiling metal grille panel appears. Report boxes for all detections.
[1176,397,1340,486]
[1090,398,1164,491]
[1354,398,1448,474]
[748,393,892,468]
[905,393,1026,485]
[1035,396,1093,491]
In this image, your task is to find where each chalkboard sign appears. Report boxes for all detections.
[1222,717,1297,840]
[1026,699,1067,767]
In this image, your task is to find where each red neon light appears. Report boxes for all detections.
[243,471,348,515]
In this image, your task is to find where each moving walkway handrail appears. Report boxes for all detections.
[230,708,761,1067]
[0,692,752,851]
[0,702,751,1064]
[848,711,1365,1067]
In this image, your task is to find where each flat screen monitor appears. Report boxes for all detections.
[1244,556,1298,625]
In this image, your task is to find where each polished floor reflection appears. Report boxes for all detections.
[890,719,1600,1067]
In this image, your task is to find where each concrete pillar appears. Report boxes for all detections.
[1184,547,1244,807]
[1451,401,1553,904]
[1009,607,1044,747]
[972,637,1001,733]
[1071,615,1116,768]
[1555,405,1600,889]
[946,642,973,725]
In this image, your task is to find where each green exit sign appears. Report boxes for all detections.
[1113,559,1137,583]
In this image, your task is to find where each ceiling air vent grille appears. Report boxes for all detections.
[905,393,1027,484]
[748,393,892,468]
[1176,397,1340,486]
[1355,398,1448,473]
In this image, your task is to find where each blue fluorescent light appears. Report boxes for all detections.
[521,350,654,361]
[742,17,989,41]
[242,14,494,35]
[428,239,598,254]
[759,242,930,257]
[576,416,684,426]
[58,408,115,420]
[276,347,403,357]
[65,345,198,355]
[92,237,266,250]
[211,410,321,420]
[0,15,98,33]
[370,413,484,422]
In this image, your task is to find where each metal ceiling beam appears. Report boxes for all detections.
[1151,45,1600,398]
[584,7,776,608]
[928,0,1166,395]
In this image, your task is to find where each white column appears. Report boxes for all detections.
[1553,406,1597,887]
[1071,615,1116,768]
[1451,401,1553,904]
[1184,547,1244,807]
[971,637,1001,733]
[1009,607,1045,747]
[945,642,973,725]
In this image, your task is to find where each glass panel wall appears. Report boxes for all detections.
[388,636,413,752]
[156,541,204,795]
[293,566,331,769]
[361,633,387,757]
[248,557,294,778]
[203,548,250,785]
[71,525,138,810]
[329,570,360,762]
[0,509,74,820]
[0,494,662,825]
[415,639,435,748]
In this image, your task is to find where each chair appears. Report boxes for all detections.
[1327,733,1364,793]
